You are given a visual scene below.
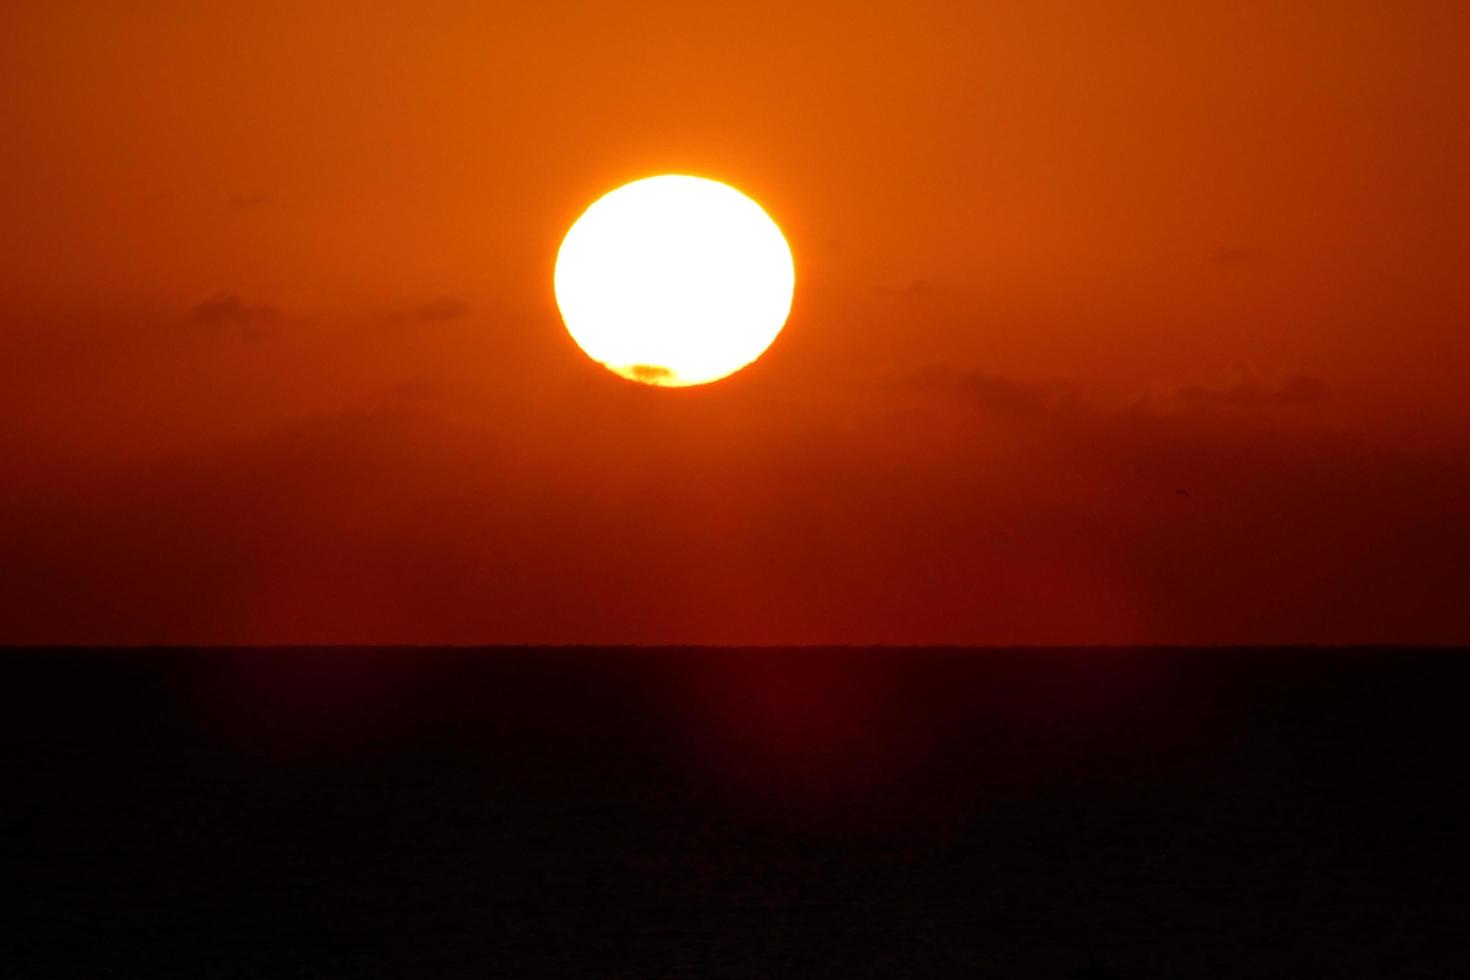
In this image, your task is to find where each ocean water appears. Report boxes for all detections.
[2,646,1466,977]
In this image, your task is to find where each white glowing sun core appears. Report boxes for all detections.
[553,175,795,387]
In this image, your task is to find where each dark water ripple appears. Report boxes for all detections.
[2,647,1466,977]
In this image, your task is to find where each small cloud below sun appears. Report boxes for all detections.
[625,364,676,385]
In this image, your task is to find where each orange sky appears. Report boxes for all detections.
[3,0,1468,643]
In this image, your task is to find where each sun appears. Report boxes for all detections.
[554,175,795,387]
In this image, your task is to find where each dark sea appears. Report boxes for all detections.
[2,647,1466,978]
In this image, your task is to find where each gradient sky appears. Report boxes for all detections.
[3,0,1468,644]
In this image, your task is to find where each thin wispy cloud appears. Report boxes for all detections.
[192,292,281,326]
[1178,370,1328,408]
[388,298,472,323]
[228,193,277,209]
[1207,247,1260,267]
[910,366,1077,420]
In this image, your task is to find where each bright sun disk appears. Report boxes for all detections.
[554,175,795,387]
